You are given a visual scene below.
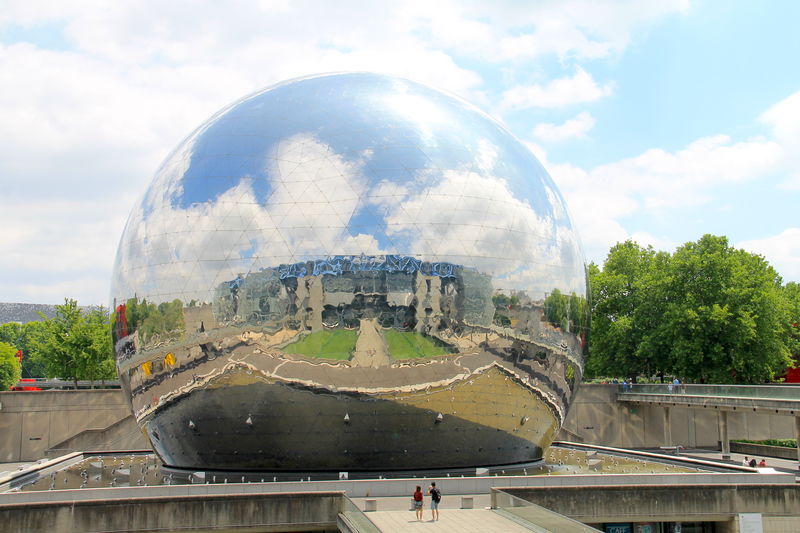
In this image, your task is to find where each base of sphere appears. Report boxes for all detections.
[140,366,558,472]
[158,458,547,482]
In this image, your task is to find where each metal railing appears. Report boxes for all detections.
[338,497,381,533]
[618,383,800,400]
[11,378,121,390]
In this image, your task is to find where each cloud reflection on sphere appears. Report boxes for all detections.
[111,73,588,472]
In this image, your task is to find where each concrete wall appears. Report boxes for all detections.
[1,385,797,463]
[560,384,797,448]
[731,441,798,460]
[0,491,345,533]
[502,484,800,526]
[0,390,136,462]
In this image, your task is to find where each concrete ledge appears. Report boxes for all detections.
[0,490,346,533]
[499,484,800,524]
[2,470,791,506]
[731,441,798,460]
[2,463,792,507]
[618,393,800,414]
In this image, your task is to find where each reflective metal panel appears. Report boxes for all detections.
[111,73,589,471]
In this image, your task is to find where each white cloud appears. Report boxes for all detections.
[738,229,800,283]
[761,90,800,190]
[378,143,586,297]
[0,1,690,303]
[0,197,131,304]
[112,134,384,304]
[533,112,596,141]
[595,134,783,210]
[406,0,689,61]
[539,133,784,265]
[761,90,800,144]
[502,69,614,110]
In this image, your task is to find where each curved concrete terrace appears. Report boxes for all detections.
[2,445,795,532]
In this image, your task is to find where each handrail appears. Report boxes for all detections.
[617,383,800,400]
[10,379,121,390]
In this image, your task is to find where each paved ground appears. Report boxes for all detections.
[353,494,543,532]
[363,508,533,532]
[355,494,492,513]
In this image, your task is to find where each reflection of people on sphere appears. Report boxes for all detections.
[413,485,423,520]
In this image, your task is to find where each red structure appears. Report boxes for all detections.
[785,367,800,383]
[114,303,128,340]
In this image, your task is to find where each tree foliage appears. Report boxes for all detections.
[113,298,184,344]
[0,341,22,390]
[783,282,800,363]
[0,321,48,377]
[543,288,589,334]
[28,299,117,387]
[588,235,792,383]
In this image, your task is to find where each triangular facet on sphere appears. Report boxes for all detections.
[109,73,586,474]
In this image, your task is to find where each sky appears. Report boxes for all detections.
[1,0,799,305]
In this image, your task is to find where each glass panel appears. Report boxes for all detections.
[339,496,382,533]
[493,490,601,532]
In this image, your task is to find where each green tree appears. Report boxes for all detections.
[544,288,568,330]
[588,235,792,383]
[587,241,666,379]
[664,235,790,383]
[75,308,116,385]
[0,321,48,377]
[0,341,22,390]
[29,299,117,387]
[114,297,184,344]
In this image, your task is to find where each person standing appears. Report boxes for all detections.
[428,482,441,521]
[413,485,424,521]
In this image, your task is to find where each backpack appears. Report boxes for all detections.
[431,487,441,502]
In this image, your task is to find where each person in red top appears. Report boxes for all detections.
[413,485,423,521]
[758,458,767,467]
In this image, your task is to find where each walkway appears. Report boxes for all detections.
[617,383,800,412]
[364,509,534,532]
[618,384,800,465]
[356,495,597,532]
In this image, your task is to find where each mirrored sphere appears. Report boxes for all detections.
[111,72,588,472]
